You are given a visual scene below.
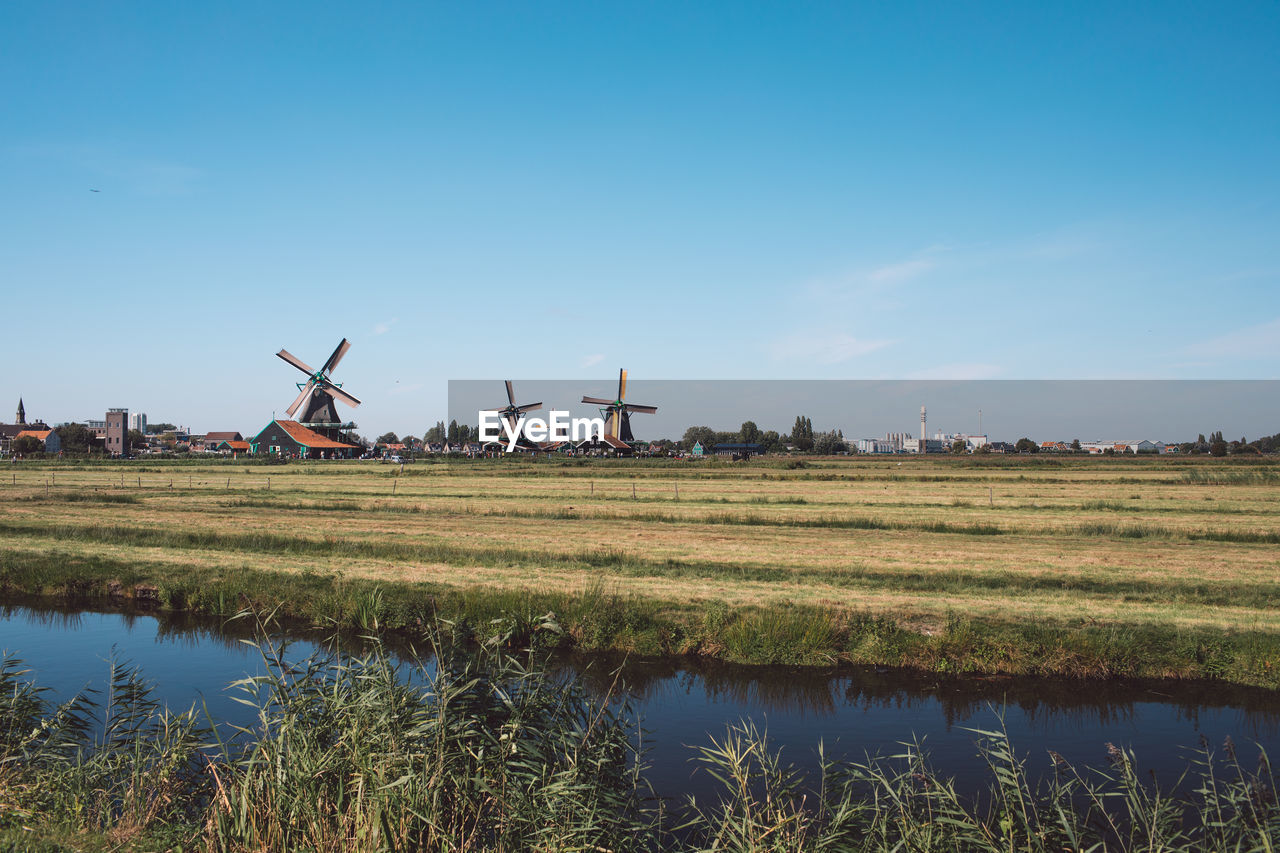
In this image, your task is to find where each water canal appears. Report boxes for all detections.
[2,600,1277,802]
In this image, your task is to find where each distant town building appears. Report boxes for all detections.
[937,432,988,450]
[2,398,51,455]
[712,442,765,458]
[105,409,128,456]
[15,429,59,454]
[1079,440,1167,455]
[129,412,148,433]
[884,432,916,452]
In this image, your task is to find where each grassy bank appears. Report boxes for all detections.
[3,547,1279,687]
[1,636,1276,852]
[2,457,1280,686]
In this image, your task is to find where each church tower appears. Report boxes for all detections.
[15,398,25,425]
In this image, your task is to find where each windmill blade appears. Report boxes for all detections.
[286,382,316,417]
[515,402,543,413]
[617,369,628,401]
[581,396,614,406]
[611,408,621,438]
[323,382,362,409]
[321,338,351,374]
[505,380,515,406]
[624,404,658,414]
[277,349,315,376]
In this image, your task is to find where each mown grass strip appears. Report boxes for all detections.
[3,519,1279,611]
[209,494,1280,544]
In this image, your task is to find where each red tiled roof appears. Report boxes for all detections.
[273,420,356,449]
[205,431,243,442]
[15,429,52,440]
[220,440,251,451]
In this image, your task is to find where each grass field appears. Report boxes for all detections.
[2,455,1280,685]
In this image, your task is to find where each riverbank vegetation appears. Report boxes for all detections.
[1,635,1276,852]
[2,456,1280,686]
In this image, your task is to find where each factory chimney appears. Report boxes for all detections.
[920,405,926,452]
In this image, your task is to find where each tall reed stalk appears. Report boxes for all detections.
[2,629,1277,851]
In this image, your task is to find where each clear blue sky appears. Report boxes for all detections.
[3,2,1278,437]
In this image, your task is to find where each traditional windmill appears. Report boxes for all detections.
[276,338,361,437]
[581,368,657,450]
[481,380,545,450]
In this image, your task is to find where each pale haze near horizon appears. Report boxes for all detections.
[448,380,1280,444]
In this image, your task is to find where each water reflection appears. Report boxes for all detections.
[554,651,1280,736]
[3,599,1278,799]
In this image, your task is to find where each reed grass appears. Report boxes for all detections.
[2,636,1277,852]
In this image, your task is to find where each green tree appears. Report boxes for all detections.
[790,416,814,451]
[1014,437,1039,454]
[55,423,96,453]
[376,432,399,446]
[738,421,761,444]
[682,426,716,451]
[147,423,176,434]
[951,439,967,454]
[425,421,446,443]
[760,430,782,452]
[447,420,460,444]
[812,430,847,454]
[128,429,148,451]
[12,435,44,455]
[1071,438,1081,451]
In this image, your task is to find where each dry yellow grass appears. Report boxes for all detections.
[3,456,1278,638]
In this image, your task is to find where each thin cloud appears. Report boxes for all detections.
[867,258,936,284]
[804,250,945,305]
[1187,317,1280,361]
[769,332,894,365]
[373,318,398,336]
[581,353,606,368]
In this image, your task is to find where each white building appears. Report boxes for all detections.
[129,412,148,433]
[1081,440,1166,454]
[935,432,989,450]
